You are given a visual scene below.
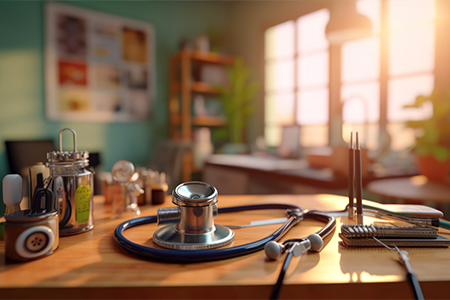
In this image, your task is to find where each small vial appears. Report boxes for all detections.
[151,172,168,205]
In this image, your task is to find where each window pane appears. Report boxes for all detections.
[341,82,380,123]
[389,0,434,31]
[357,0,381,34]
[387,123,416,151]
[265,21,295,60]
[388,75,434,123]
[298,52,328,88]
[342,123,379,150]
[342,37,379,83]
[265,92,295,125]
[297,9,329,53]
[300,125,328,147]
[389,25,434,76]
[267,59,294,92]
[296,89,329,125]
[265,124,281,147]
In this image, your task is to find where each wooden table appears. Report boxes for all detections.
[1,194,450,299]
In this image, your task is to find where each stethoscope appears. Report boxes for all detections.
[114,181,338,299]
[114,204,336,263]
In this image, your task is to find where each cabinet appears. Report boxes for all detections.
[168,50,234,141]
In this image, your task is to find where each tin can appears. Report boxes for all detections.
[47,128,94,236]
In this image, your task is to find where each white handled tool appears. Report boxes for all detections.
[3,174,23,215]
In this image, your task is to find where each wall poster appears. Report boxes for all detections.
[45,3,155,122]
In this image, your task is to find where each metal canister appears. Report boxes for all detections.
[47,128,94,236]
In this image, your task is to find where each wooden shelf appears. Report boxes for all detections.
[169,49,234,181]
[173,50,234,66]
[171,115,226,127]
[171,82,221,94]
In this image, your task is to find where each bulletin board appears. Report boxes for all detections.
[45,3,155,122]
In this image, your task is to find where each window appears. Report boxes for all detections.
[264,9,330,147]
[342,0,435,151]
[264,0,435,152]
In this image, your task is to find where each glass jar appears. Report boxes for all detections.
[47,128,94,236]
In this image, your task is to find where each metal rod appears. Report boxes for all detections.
[355,132,363,225]
[348,132,355,220]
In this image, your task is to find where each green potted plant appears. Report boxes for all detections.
[404,88,450,182]
[216,57,258,154]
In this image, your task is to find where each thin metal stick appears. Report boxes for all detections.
[355,132,363,225]
[373,238,424,300]
[348,132,355,220]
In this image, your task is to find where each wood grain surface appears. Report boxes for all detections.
[0,194,449,299]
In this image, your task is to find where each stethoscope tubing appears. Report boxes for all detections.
[114,203,335,263]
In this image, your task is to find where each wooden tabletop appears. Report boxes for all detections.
[1,194,450,299]
[366,175,450,204]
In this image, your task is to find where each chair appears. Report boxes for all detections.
[5,140,56,175]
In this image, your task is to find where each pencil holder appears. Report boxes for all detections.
[4,210,59,262]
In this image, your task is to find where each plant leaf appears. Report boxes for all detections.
[415,144,431,156]
[432,146,450,162]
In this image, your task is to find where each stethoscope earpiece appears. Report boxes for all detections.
[265,233,324,260]
[306,233,323,252]
[264,241,286,260]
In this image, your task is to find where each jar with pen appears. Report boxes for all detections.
[3,174,59,262]
[47,128,94,236]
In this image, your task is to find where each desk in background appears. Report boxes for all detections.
[1,194,449,299]
[366,175,450,217]
[203,154,415,195]
[203,155,346,195]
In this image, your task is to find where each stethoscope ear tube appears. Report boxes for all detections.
[114,204,336,263]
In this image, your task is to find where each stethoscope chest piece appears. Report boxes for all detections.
[153,181,234,250]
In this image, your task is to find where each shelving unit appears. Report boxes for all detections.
[168,50,234,141]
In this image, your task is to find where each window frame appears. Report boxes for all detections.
[263,0,439,150]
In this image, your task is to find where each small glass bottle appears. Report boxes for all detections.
[151,171,168,205]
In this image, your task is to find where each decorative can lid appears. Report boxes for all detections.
[47,128,89,163]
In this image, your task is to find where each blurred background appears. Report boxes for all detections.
[1,0,450,216]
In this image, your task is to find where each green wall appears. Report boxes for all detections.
[0,0,232,215]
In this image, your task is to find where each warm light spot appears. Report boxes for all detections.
[410,175,428,186]
[389,0,434,31]
[297,9,330,53]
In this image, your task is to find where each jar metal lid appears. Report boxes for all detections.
[47,128,89,163]
[47,150,89,162]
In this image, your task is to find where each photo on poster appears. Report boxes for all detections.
[93,21,120,63]
[128,91,150,118]
[59,88,90,111]
[93,91,122,112]
[56,14,87,57]
[94,64,120,89]
[126,65,148,89]
[122,27,147,63]
[59,61,88,86]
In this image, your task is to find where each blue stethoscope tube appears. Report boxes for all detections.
[114,203,334,263]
